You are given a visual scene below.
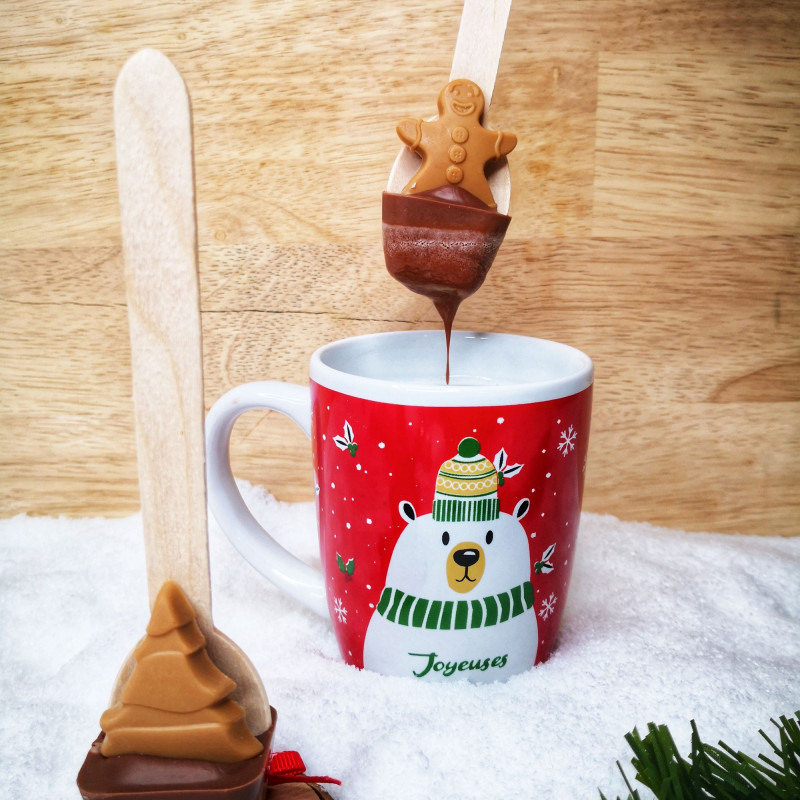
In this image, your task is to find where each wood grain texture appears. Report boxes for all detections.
[1,0,798,535]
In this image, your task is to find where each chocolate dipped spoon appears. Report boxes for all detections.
[383,0,514,382]
[109,48,270,736]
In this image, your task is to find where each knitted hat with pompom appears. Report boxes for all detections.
[432,437,499,523]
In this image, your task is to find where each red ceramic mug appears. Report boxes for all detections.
[206,331,593,682]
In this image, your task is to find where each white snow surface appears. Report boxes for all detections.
[1,482,798,800]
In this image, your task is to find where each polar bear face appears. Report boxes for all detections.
[384,497,531,600]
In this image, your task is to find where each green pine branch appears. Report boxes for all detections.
[599,711,800,800]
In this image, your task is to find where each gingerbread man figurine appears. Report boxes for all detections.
[397,78,516,209]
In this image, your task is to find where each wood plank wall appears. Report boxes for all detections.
[1,0,798,534]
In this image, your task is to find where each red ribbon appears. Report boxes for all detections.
[268,750,342,786]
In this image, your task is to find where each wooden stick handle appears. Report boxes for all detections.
[450,0,513,118]
[114,49,212,630]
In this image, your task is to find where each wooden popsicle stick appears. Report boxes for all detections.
[449,0,513,114]
[110,48,270,735]
[386,0,513,213]
[115,47,210,627]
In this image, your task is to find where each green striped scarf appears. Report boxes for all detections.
[375,581,534,630]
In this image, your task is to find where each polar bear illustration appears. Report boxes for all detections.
[363,437,537,682]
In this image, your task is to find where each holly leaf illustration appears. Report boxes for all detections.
[334,421,357,455]
[336,553,355,576]
[494,449,522,483]
[534,544,556,574]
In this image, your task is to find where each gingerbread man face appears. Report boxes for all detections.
[396,79,516,210]
[438,79,485,120]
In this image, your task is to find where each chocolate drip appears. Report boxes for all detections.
[382,188,511,382]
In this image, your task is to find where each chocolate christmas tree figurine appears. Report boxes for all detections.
[78,581,274,800]
[99,581,263,762]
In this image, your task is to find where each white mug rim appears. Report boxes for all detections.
[309,330,593,407]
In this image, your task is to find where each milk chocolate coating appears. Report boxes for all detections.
[382,187,511,310]
[77,722,274,800]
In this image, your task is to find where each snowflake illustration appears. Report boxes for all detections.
[539,592,557,620]
[333,596,348,624]
[557,425,577,456]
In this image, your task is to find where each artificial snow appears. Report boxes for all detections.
[1,482,798,800]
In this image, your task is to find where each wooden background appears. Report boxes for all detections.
[2,0,798,535]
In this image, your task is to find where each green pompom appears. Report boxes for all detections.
[457,437,481,458]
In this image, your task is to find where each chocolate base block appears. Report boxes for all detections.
[382,188,511,306]
[77,709,275,800]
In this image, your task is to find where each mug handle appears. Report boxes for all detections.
[205,381,327,617]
